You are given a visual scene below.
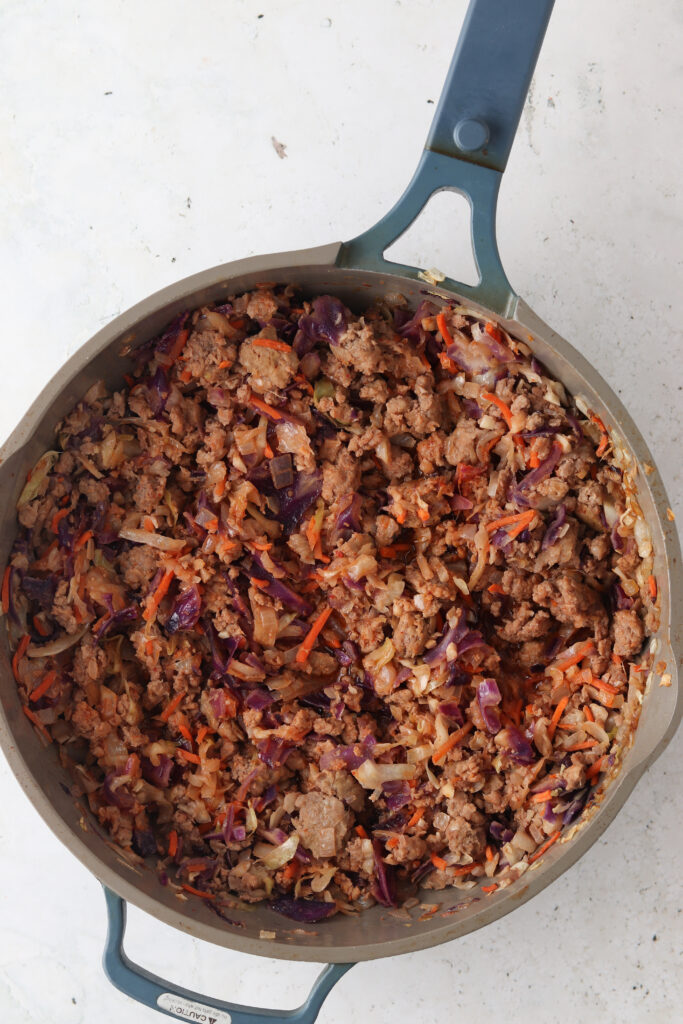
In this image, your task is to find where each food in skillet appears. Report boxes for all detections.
[4,288,657,920]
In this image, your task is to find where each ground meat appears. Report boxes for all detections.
[293,792,353,859]
[612,608,645,657]
[8,287,653,918]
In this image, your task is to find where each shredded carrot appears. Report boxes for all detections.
[160,690,185,722]
[251,540,272,552]
[407,808,423,828]
[161,328,189,367]
[485,845,494,861]
[305,514,321,552]
[584,705,595,723]
[12,634,30,683]
[263,442,274,459]
[452,863,480,876]
[532,789,554,803]
[528,450,541,469]
[283,860,300,880]
[378,544,410,558]
[178,749,201,764]
[553,641,594,673]
[250,577,270,590]
[485,321,504,344]
[565,740,599,752]
[167,830,178,857]
[393,507,407,525]
[437,351,458,373]
[179,368,192,383]
[143,516,156,533]
[29,669,58,703]
[481,391,513,430]
[487,583,505,595]
[418,352,432,370]
[143,569,174,623]
[32,615,50,637]
[51,507,70,534]
[214,478,226,499]
[430,852,449,871]
[528,830,561,863]
[432,720,473,764]
[547,695,570,741]
[218,359,232,370]
[507,515,536,541]
[323,630,341,649]
[355,825,368,839]
[23,705,52,742]
[295,606,333,664]
[386,837,400,850]
[181,884,215,900]
[177,721,194,746]
[435,312,454,347]
[1,566,10,615]
[481,883,498,894]
[416,506,430,522]
[74,529,94,550]
[486,509,535,533]
[587,677,621,696]
[648,575,657,600]
[252,337,293,353]
[249,395,283,420]
[586,756,606,781]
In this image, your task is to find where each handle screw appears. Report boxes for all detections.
[454,118,490,152]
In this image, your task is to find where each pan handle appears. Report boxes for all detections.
[338,0,554,317]
[102,888,354,1024]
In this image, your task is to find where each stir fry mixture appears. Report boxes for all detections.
[4,288,657,922]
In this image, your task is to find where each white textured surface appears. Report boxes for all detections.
[0,1,681,1022]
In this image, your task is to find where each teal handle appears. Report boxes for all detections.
[102,888,354,1024]
[338,0,555,316]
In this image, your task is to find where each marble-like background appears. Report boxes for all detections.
[0,2,680,1021]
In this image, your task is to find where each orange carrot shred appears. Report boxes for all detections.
[528,830,561,863]
[167,830,178,857]
[355,825,368,839]
[565,740,599,752]
[586,756,606,781]
[75,529,94,550]
[435,312,454,347]
[532,789,554,803]
[143,569,174,623]
[181,884,215,900]
[552,641,594,673]
[481,883,498,894]
[485,845,494,861]
[547,695,570,741]
[295,607,333,664]
[252,541,272,551]
[177,721,194,746]
[584,705,595,723]
[32,615,50,637]
[416,506,430,522]
[452,863,480,877]
[430,852,449,871]
[486,509,535,533]
[161,691,185,722]
[407,808,423,828]
[29,669,58,703]
[481,391,513,430]
[264,442,274,459]
[252,337,293,353]
[648,575,657,600]
[386,837,400,850]
[1,566,10,615]
[178,749,201,764]
[485,321,504,344]
[587,677,621,696]
[487,583,505,595]
[249,395,283,420]
[12,634,30,683]
[528,450,541,469]
[432,720,473,764]
[51,507,70,534]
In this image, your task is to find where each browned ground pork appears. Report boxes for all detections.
[5,289,657,921]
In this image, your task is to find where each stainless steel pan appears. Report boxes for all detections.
[0,2,679,1022]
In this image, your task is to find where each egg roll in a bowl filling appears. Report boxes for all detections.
[4,287,659,923]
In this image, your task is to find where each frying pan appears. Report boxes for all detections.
[0,1,680,1022]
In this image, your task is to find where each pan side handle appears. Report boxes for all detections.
[102,888,354,1024]
[338,0,554,317]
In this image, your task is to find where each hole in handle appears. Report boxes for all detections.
[383,190,479,287]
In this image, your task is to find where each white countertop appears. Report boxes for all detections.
[0,1,681,1021]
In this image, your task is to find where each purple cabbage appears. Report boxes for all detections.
[275,470,323,533]
[613,584,633,610]
[298,296,350,347]
[94,603,139,640]
[489,820,514,844]
[141,754,173,789]
[610,522,624,552]
[423,611,469,665]
[248,553,313,616]
[165,585,202,633]
[205,619,239,676]
[20,573,57,611]
[257,736,293,768]
[372,839,397,907]
[541,504,567,550]
[382,780,411,811]
[497,726,534,764]
[147,366,171,416]
[396,300,439,342]
[245,689,275,711]
[269,896,337,923]
[335,493,362,534]
[437,701,464,725]
[462,398,482,420]
[154,312,189,360]
[477,679,502,733]
[511,442,563,508]
[319,733,376,771]
[132,828,157,858]
[558,786,590,825]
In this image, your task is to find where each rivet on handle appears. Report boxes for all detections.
[454,117,490,152]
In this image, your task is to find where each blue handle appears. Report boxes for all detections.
[102,888,354,1024]
[338,0,555,315]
